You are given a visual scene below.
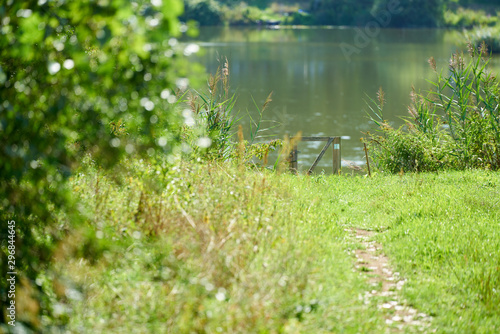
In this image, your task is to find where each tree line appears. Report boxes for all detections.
[181,0,500,27]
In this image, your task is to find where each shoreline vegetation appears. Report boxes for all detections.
[181,1,499,28]
[181,0,500,52]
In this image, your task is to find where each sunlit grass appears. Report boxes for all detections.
[52,159,500,333]
[60,159,388,333]
[309,170,500,332]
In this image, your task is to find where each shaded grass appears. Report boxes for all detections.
[48,160,500,333]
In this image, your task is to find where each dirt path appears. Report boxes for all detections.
[351,228,434,333]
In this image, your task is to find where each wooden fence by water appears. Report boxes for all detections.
[289,136,341,175]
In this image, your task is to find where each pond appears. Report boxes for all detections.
[185,26,495,173]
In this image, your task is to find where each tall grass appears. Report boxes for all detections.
[365,45,500,172]
[185,58,238,161]
[182,59,282,167]
[42,161,500,333]
[58,159,389,333]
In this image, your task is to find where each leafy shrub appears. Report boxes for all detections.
[182,60,282,166]
[365,46,500,172]
[366,125,450,173]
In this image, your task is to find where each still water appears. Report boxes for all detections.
[186,26,489,172]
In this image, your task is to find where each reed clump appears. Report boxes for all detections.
[183,60,282,168]
[365,44,500,172]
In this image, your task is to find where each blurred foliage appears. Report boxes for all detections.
[444,7,499,28]
[178,0,500,27]
[288,11,316,25]
[181,0,223,25]
[465,25,500,52]
[310,0,374,26]
[179,0,461,27]
[371,0,445,27]
[0,0,205,328]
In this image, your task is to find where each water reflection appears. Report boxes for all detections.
[185,27,499,172]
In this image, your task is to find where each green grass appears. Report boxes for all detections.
[56,159,388,333]
[40,160,500,333]
[313,170,500,333]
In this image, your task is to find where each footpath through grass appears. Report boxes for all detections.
[314,170,500,333]
[52,160,499,333]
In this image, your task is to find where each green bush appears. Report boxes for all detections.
[365,125,450,173]
[365,46,500,172]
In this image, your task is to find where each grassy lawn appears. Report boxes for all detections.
[312,170,500,333]
[50,160,500,333]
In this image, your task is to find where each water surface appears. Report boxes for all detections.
[186,27,491,172]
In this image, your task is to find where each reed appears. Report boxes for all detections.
[184,61,282,168]
[365,45,500,172]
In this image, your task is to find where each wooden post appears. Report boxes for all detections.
[289,136,341,175]
[364,143,371,177]
[307,137,334,175]
[289,144,298,174]
[333,136,341,175]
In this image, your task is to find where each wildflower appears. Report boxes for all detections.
[449,53,465,71]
